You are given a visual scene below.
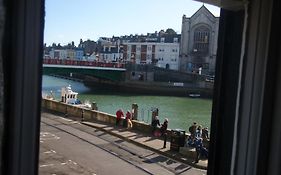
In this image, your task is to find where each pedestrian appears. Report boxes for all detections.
[126,110,133,129]
[196,125,202,138]
[160,118,168,148]
[202,127,209,140]
[116,109,124,126]
[123,111,128,128]
[189,122,198,138]
[194,138,208,163]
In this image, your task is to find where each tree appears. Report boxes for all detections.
[165,28,176,34]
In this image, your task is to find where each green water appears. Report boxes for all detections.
[42,75,213,130]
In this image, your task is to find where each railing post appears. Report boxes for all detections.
[132,103,138,120]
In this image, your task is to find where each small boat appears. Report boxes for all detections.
[61,85,91,108]
[43,90,55,100]
[61,85,79,104]
[188,93,201,98]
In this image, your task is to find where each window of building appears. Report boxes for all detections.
[193,26,210,54]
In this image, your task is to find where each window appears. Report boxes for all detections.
[5,1,281,175]
[193,26,210,54]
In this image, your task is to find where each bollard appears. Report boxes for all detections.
[132,103,138,120]
[65,105,68,117]
[91,102,98,110]
[151,108,159,124]
[81,109,84,121]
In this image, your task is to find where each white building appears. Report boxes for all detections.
[155,43,179,70]
[123,41,180,70]
[99,45,123,63]
[49,49,67,59]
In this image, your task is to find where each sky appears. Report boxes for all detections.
[44,0,220,46]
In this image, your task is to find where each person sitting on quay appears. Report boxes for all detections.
[151,115,160,135]
[126,110,133,129]
[116,109,124,126]
[160,118,168,148]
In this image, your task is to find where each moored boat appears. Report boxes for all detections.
[60,85,91,108]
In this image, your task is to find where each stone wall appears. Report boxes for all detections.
[41,99,211,150]
[41,98,154,134]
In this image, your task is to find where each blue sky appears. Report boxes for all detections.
[44,0,220,46]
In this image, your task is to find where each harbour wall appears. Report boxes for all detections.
[41,98,162,134]
[42,98,209,152]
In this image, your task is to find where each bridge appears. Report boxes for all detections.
[43,59,126,81]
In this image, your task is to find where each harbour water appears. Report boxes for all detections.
[42,75,213,130]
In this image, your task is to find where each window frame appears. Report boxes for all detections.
[2,0,281,175]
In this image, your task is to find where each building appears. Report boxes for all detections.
[123,42,179,70]
[180,5,219,75]
[123,33,180,70]
[49,49,67,59]
[99,45,123,62]
[66,49,75,59]
[78,39,98,55]
[75,48,84,60]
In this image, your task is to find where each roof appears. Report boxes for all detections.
[189,5,218,19]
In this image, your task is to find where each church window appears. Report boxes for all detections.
[193,26,210,54]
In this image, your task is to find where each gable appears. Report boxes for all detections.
[190,5,217,23]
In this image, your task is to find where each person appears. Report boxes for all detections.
[115,109,124,126]
[123,110,128,128]
[160,118,168,148]
[196,125,202,138]
[202,127,209,140]
[189,122,198,138]
[186,135,195,147]
[151,115,160,134]
[194,138,208,163]
[126,110,133,129]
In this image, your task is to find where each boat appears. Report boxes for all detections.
[188,93,201,98]
[60,85,91,108]
[42,90,55,100]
